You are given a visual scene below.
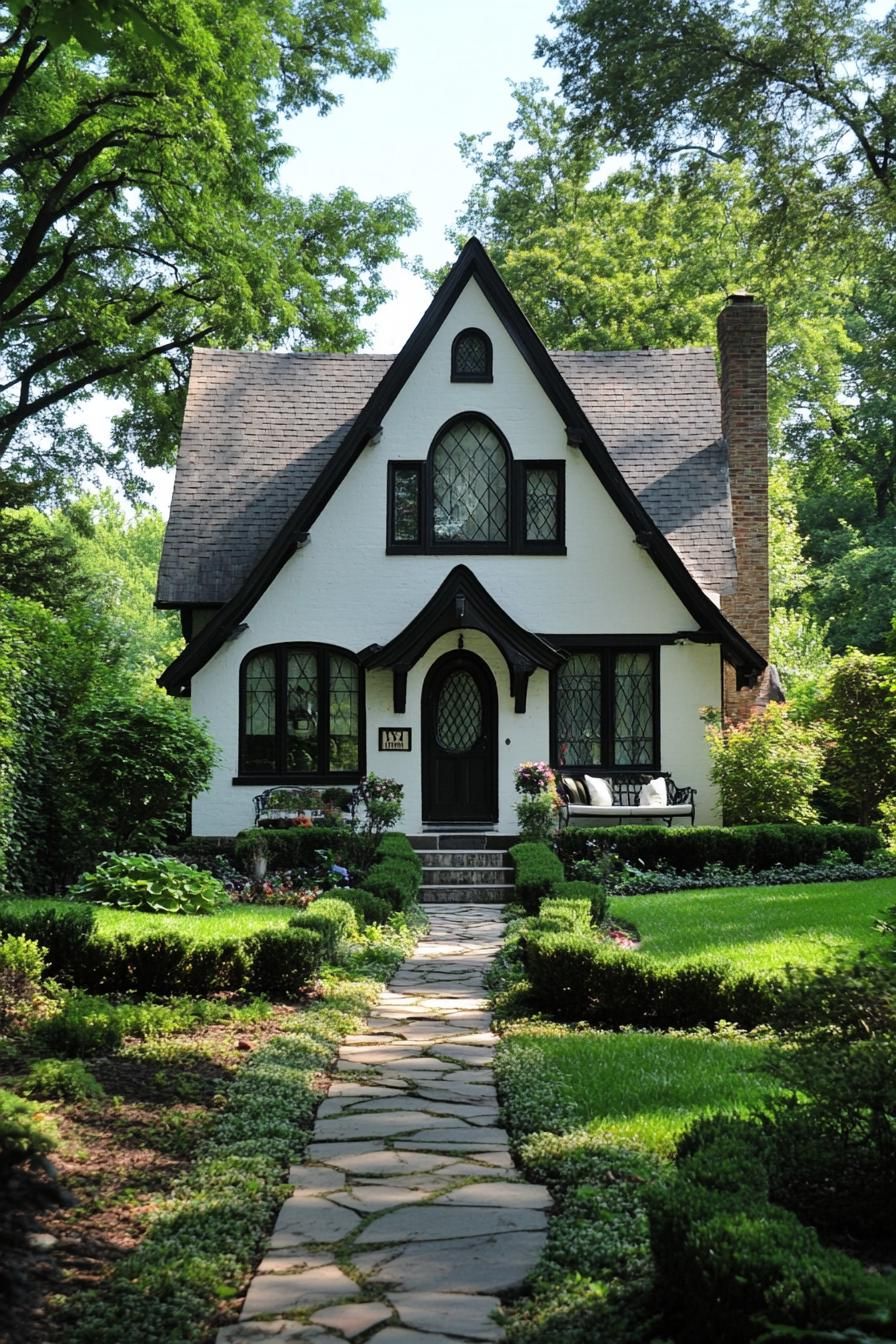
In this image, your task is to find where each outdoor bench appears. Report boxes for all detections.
[556,771,696,828]
[252,787,354,828]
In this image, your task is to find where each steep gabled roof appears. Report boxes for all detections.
[158,238,763,693]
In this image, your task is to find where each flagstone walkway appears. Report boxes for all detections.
[217,904,550,1344]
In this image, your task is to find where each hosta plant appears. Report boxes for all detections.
[69,853,229,914]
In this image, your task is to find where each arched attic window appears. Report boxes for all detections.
[430,414,509,546]
[451,328,493,382]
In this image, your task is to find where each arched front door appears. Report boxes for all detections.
[422,651,498,824]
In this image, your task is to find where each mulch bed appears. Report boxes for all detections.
[0,1007,296,1344]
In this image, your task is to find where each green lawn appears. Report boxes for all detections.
[92,904,296,942]
[0,897,296,942]
[506,1027,773,1155]
[613,879,895,976]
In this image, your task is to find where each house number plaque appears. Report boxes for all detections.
[379,727,412,751]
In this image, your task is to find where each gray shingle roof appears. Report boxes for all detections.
[157,345,735,606]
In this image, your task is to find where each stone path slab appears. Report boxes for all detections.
[219,905,549,1344]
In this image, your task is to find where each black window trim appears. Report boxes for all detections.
[450,327,493,383]
[386,416,566,556]
[235,641,365,785]
[549,643,660,773]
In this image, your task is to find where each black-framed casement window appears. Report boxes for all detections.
[552,648,658,769]
[239,644,363,781]
[387,415,565,554]
[451,328,493,382]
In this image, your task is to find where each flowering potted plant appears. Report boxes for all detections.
[513,761,561,840]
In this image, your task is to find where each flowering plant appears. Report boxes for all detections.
[514,761,556,796]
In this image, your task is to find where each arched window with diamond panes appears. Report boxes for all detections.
[451,328,492,382]
[429,414,509,546]
[239,644,362,780]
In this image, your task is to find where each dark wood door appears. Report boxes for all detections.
[422,652,498,824]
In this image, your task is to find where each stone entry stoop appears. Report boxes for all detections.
[218,905,549,1344]
[410,838,516,905]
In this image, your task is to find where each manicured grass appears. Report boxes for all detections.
[92,904,296,942]
[613,879,895,976]
[505,1026,774,1155]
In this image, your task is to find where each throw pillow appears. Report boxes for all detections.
[584,774,613,807]
[639,776,668,807]
[561,776,589,805]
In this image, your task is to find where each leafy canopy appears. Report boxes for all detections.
[0,0,415,496]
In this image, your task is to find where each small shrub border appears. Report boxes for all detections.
[288,898,360,962]
[610,854,896,896]
[554,822,883,875]
[62,944,416,1344]
[233,827,367,875]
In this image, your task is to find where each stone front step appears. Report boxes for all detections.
[408,833,518,851]
[417,849,507,868]
[422,866,514,887]
[420,884,515,904]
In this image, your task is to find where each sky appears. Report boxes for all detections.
[136,0,559,512]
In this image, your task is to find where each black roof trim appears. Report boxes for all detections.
[158,237,764,691]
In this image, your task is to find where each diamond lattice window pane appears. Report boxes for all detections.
[556,653,602,766]
[392,467,420,543]
[245,652,276,770]
[436,671,482,752]
[432,418,508,542]
[329,654,359,771]
[454,332,489,377]
[286,651,319,772]
[526,468,558,541]
[614,652,654,765]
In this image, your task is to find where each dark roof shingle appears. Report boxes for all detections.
[157,345,735,606]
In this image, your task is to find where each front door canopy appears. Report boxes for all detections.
[358,565,564,713]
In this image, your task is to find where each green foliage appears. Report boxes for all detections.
[509,841,565,913]
[289,898,359,963]
[70,852,228,914]
[22,1058,105,1102]
[553,879,607,925]
[522,931,775,1030]
[234,826,367,874]
[0,1088,58,1172]
[364,857,421,913]
[334,888,392,927]
[649,1122,896,1342]
[554,821,883,873]
[244,927,323,999]
[707,705,825,825]
[815,651,896,824]
[0,900,96,978]
[64,692,218,859]
[0,932,46,1030]
[33,990,126,1056]
[0,0,413,496]
[515,792,558,842]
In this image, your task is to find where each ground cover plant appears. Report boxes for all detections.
[0,877,424,1344]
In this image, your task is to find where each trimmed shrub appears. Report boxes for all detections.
[554,878,608,924]
[509,841,564,913]
[539,895,593,932]
[334,888,392,927]
[365,858,421,912]
[289,899,359,963]
[69,852,228,914]
[234,827,367,875]
[522,932,776,1029]
[244,927,322,998]
[707,703,825,825]
[0,932,46,1030]
[22,1058,105,1102]
[375,833,419,865]
[554,821,882,874]
[649,1121,896,1342]
[0,1088,59,1172]
[0,900,95,980]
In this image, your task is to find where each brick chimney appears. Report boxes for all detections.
[717,292,769,720]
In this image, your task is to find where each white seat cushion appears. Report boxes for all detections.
[583,774,613,807]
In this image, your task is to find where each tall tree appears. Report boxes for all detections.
[0,0,415,496]
[537,0,896,244]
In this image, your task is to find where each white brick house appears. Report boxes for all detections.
[157,239,767,835]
